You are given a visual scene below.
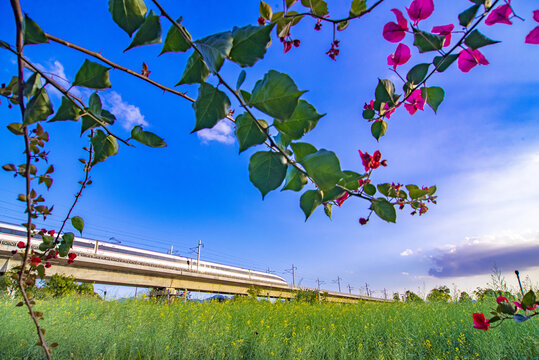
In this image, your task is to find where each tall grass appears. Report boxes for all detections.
[1,296,537,359]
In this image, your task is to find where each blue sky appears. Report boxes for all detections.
[1,0,539,298]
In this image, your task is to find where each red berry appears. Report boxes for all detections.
[11,250,17,255]
[293,39,301,47]
[8,104,12,109]
[17,241,25,249]
[257,16,266,26]
[68,253,77,260]
[359,218,368,225]
[67,259,74,265]
[48,230,55,236]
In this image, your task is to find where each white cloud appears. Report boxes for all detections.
[196,119,235,145]
[401,272,409,276]
[102,91,148,130]
[400,249,413,256]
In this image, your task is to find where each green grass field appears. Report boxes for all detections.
[1,296,537,359]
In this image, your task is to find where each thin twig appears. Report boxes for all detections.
[284,0,385,24]
[10,0,52,358]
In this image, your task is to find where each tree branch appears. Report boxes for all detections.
[9,0,52,358]
[284,0,384,24]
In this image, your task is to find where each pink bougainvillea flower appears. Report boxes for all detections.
[496,296,509,304]
[381,103,396,119]
[525,26,539,44]
[406,0,434,26]
[358,150,372,172]
[534,10,539,22]
[31,256,41,266]
[335,193,350,207]
[458,48,489,72]
[364,100,374,110]
[485,3,513,26]
[17,241,26,249]
[404,89,425,115]
[431,24,454,46]
[383,9,409,43]
[513,300,538,311]
[387,43,411,70]
[472,312,490,331]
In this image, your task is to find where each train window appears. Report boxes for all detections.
[73,240,94,249]
[98,245,188,263]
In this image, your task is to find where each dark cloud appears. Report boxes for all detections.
[428,239,539,278]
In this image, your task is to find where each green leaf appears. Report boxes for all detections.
[259,0,273,19]
[349,0,366,16]
[464,30,500,50]
[300,190,323,220]
[301,0,328,16]
[250,70,305,120]
[521,290,536,309]
[321,186,346,202]
[458,4,480,27]
[229,24,275,68]
[413,28,444,53]
[235,113,268,153]
[62,232,75,248]
[433,54,459,72]
[124,10,162,51]
[290,142,317,162]
[195,31,234,73]
[324,203,332,219]
[23,15,49,45]
[406,63,430,84]
[339,170,363,191]
[337,20,349,31]
[497,302,516,315]
[282,166,308,192]
[71,216,84,234]
[248,151,288,198]
[23,87,53,125]
[371,120,387,141]
[50,97,82,122]
[81,110,115,135]
[375,79,398,106]
[300,149,342,192]
[108,0,147,37]
[192,83,231,132]
[275,132,292,150]
[36,265,45,279]
[131,125,167,147]
[160,18,191,54]
[372,198,396,223]
[363,183,376,196]
[7,123,24,135]
[286,0,298,8]
[273,100,324,140]
[89,92,102,116]
[423,86,445,113]
[408,188,428,199]
[91,130,119,165]
[240,90,251,103]
[177,52,210,85]
[236,70,246,90]
[73,59,111,90]
[362,108,374,119]
[24,72,42,98]
[58,243,70,257]
[377,183,391,197]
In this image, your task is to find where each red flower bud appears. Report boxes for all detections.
[293,39,301,47]
[11,250,17,255]
[68,252,77,260]
[359,218,368,225]
[381,160,388,167]
[31,256,41,265]
[257,16,266,26]
[67,259,74,265]
[45,262,51,268]
[48,230,55,236]
[17,241,26,249]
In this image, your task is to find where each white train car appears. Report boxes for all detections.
[0,222,288,287]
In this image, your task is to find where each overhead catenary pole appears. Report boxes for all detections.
[348,284,352,294]
[169,245,173,254]
[337,276,342,293]
[365,283,370,297]
[316,278,321,290]
[292,264,296,287]
[196,240,203,271]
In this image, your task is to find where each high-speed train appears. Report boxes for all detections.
[0,221,288,287]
